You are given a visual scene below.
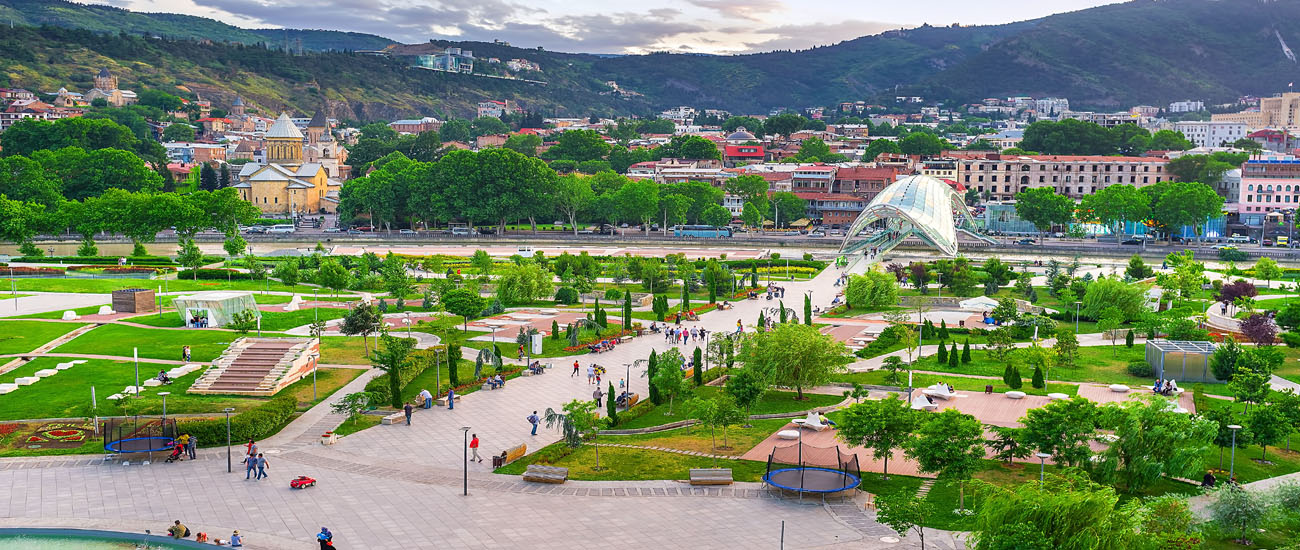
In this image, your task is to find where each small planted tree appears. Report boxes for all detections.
[606,382,618,425]
[693,347,704,386]
[330,392,370,425]
[725,367,766,426]
[544,399,604,469]
[961,340,972,363]
[227,309,258,335]
[881,356,905,386]
[340,302,382,357]
[1031,366,1045,389]
[904,408,985,510]
[1208,485,1268,545]
[876,492,935,550]
[937,341,948,365]
[650,349,689,415]
[372,334,414,408]
[838,396,917,478]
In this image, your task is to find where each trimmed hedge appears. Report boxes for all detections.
[363,348,438,405]
[178,268,255,280]
[181,395,297,448]
[16,255,178,266]
[1126,359,1153,378]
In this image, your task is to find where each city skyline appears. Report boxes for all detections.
[87,0,1123,54]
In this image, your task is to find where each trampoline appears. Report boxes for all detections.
[102,417,178,461]
[763,440,862,501]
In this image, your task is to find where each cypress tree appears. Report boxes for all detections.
[948,344,959,369]
[1002,364,1015,387]
[623,291,632,329]
[758,312,766,329]
[681,285,691,313]
[962,340,972,363]
[804,294,813,325]
[937,340,948,364]
[648,350,661,404]
[693,347,704,386]
[939,319,950,339]
[1031,366,1045,389]
[607,382,619,424]
[1008,365,1023,389]
[447,343,461,387]
[779,300,787,323]
[551,320,560,340]
[1125,330,1135,348]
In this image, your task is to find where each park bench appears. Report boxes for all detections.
[522,464,568,484]
[689,468,734,486]
[921,383,957,400]
[492,443,528,467]
[380,411,407,425]
[436,395,461,407]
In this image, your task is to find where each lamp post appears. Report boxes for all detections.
[1035,452,1050,486]
[311,352,319,401]
[1074,301,1082,333]
[223,407,235,473]
[158,392,170,422]
[1228,424,1242,482]
[404,312,413,340]
[461,427,471,496]
[624,363,631,408]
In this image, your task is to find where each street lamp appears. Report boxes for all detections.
[461,427,471,496]
[1074,301,1082,333]
[158,392,170,422]
[1035,452,1051,486]
[1228,424,1243,483]
[223,407,236,473]
[403,312,413,340]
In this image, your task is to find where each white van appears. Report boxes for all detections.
[451,226,471,236]
[267,224,296,234]
[1227,234,1250,243]
[517,246,535,258]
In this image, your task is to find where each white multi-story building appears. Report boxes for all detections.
[1173,121,1248,148]
[1034,97,1070,116]
[660,106,696,124]
[1169,100,1205,113]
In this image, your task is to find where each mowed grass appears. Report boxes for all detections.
[10,304,106,320]
[52,323,243,362]
[0,356,361,421]
[833,370,1079,397]
[497,443,769,481]
[0,320,86,354]
[3,277,280,294]
[605,418,791,456]
[909,344,1169,387]
[616,386,843,430]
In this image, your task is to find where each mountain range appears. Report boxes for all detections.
[1,0,1299,120]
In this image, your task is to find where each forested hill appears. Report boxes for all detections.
[3,0,1300,117]
[0,0,396,51]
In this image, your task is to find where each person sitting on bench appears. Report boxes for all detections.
[156,370,171,385]
[489,374,504,389]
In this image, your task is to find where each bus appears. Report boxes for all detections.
[267,224,296,234]
[673,225,732,238]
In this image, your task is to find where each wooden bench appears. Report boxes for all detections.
[619,393,640,410]
[435,395,461,407]
[689,468,733,485]
[380,411,407,425]
[492,443,528,468]
[522,464,568,484]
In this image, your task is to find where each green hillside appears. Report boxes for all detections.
[0,0,395,51]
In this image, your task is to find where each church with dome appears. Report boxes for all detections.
[233,112,342,215]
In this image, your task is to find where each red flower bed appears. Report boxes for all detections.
[563,329,635,352]
[0,266,64,275]
[67,266,170,274]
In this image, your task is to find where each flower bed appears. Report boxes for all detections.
[67,266,171,274]
[0,266,65,275]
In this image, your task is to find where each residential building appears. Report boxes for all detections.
[660,106,696,124]
[1246,129,1300,153]
[505,58,541,72]
[831,124,871,137]
[1169,100,1204,113]
[233,113,341,214]
[988,129,1024,149]
[1174,121,1248,148]
[0,88,35,101]
[959,154,1171,201]
[723,144,764,165]
[0,100,81,132]
[1213,92,1300,131]
[389,117,442,134]
[833,166,901,199]
[794,193,867,228]
[1238,157,1300,223]
[1034,97,1070,116]
[475,134,508,148]
[920,158,959,180]
[1061,111,1146,128]
[477,100,511,118]
[163,142,227,164]
[791,165,838,192]
[1130,105,1160,117]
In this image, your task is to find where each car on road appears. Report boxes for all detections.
[399,229,415,235]
[1120,238,1142,245]
[353,226,373,232]
[810,231,825,237]
[323,228,341,233]
[1015,238,1036,245]
[1264,239,1274,246]
[244,226,267,234]
[1213,244,1235,250]
[346,229,363,235]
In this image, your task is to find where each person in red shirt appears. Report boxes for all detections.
[470,434,482,462]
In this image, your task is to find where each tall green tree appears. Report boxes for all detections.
[736,323,851,399]
[904,408,986,509]
[1014,187,1074,237]
[837,396,917,478]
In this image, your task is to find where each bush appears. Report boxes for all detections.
[180,395,297,447]
[855,324,905,358]
[363,348,438,404]
[1218,247,1249,262]
[1281,332,1300,348]
[1126,359,1153,378]
[1011,315,1057,340]
[555,287,579,305]
[178,268,254,280]
[1031,366,1045,389]
[603,288,622,300]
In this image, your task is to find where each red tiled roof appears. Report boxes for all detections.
[724,145,764,157]
[795,165,836,172]
[835,166,898,180]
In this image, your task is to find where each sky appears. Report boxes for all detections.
[92,0,1124,54]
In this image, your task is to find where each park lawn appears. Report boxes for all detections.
[1272,346,1300,385]
[603,418,791,457]
[10,304,106,320]
[125,312,186,327]
[496,442,769,481]
[915,344,1155,386]
[616,386,843,430]
[319,336,382,365]
[332,413,383,437]
[832,370,1079,398]
[0,321,86,354]
[0,359,361,420]
[3,277,276,294]
[52,324,241,362]
[255,308,349,332]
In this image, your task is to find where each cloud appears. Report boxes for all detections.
[738,20,904,52]
[688,0,782,21]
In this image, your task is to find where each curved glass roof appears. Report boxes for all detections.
[839,175,975,257]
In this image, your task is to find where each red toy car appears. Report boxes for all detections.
[290,475,316,489]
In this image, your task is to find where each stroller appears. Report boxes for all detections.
[164,443,184,463]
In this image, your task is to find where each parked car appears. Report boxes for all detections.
[245,226,266,234]
[346,229,363,235]
[1264,239,1274,246]
[1121,238,1142,245]
[323,227,341,233]
[1015,238,1036,245]
[353,226,373,232]
[399,229,415,235]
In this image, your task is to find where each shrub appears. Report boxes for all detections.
[603,288,622,300]
[1003,364,1022,389]
[1282,332,1300,348]
[1125,330,1135,348]
[180,395,296,447]
[178,268,254,280]
[1031,366,1045,389]
[363,348,438,404]
[1011,315,1057,340]
[1126,359,1153,378]
[555,287,579,305]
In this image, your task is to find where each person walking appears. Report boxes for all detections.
[182,346,191,362]
[185,433,197,460]
[245,439,258,458]
[316,527,333,550]
[244,452,257,480]
[586,365,595,384]
[528,411,540,436]
[255,453,268,480]
[403,403,413,426]
[572,360,580,377]
[593,387,604,407]
[447,387,455,410]
[469,434,482,462]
